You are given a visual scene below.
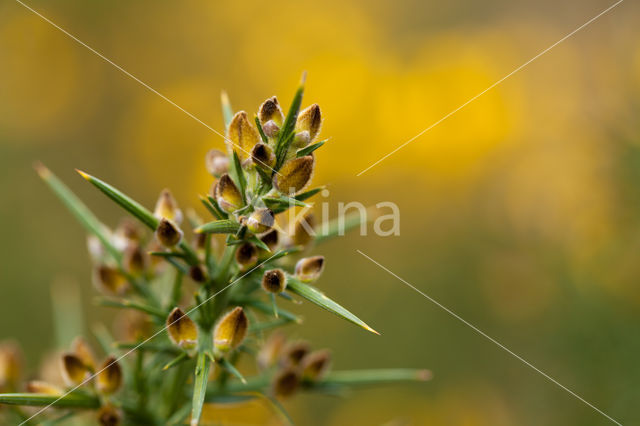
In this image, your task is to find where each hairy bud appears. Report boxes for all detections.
[247,208,275,234]
[72,337,96,371]
[281,341,310,367]
[295,256,325,282]
[189,265,207,284]
[97,356,123,395]
[291,211,316,247]
[166,308,198,350]
[214,307,249,353]
[261,269,287,293]
[155,218,183,248]
[296,104,322,141]
[205,149,229,177]
[251,143,276,169]
[300,349,331,381]
[292,130,311,149]
[235,242,258,269]
[154,189,183,225]
[26,380,62,395]
[258,96,284,126]
[272,367,300,398]
[227,111,260,160]
[123,243,147,276]
[262,120,280,138]
[214,174,243,213]
[273,155,315,195]
[93,265,128,295]
[260,229,280,253]
[60,353,89,386]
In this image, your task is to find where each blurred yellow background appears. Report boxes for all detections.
[1,0,639,424]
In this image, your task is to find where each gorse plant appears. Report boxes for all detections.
[0,75,430,425]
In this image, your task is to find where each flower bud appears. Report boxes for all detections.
[113,310,152,342]
[271,367,299,398]
[262,120,280,138]
[154,189,183,225]
[72,336,96,371]
[247,208,275,234]
[26,380,62,395]
[292,130,311,149]
[296,104,322,141]
[123,242,147,276]
[0,341,22,391]
[155,218,183,248]
[112,218,140,251]
[280,341,310,367]
[214,307,249,353]
[259,229,280,253]
[166,307,198,350]
[257,332,286,370]
[291,212,315,247]
[93,265,128,295]
[97,356,122,395]
[227,111,260,160]
[258,96,284,126]
[273,155,314,195]
[261,269,287,294]
[251,143,276,169]
[98,404,122,426]
[300,349,331,381]
[214,174,243,213]
[87,235,106,262]
[60,353,89,386]
[235,242,258,269]
[189,265,207,284]
[205,149,229,177]
[294,256,325,282]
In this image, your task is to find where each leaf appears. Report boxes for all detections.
[286,277,378,335]
[267,247,302,262]
[218,357,246,384]
[191,351,211,426]
[262,195,309,213]
[96,297,167,320]
[199,195,223,220]
[36,164,120,261]
[77,170,199,265]
[294,187,324,202]
[254,116,268,143]
[0,392,99,408]
[275,75,305,170]
[314,210,367,244]
[316,369,432,388]
[247,235,271,252]
[162,352,189,371]
[296,139,326,157]
[195,219,241,234]
[229,151,247,204]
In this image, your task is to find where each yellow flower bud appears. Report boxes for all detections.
[300,349,331,381]
[214,307,248,353]
[97,356,122,395]
[214,174,243,213]
[296,104,322,141]
[154,189,183,225]
[292,130,311,149]
[0,341,22,391]
[155,218,183,248]
[251,143,276,169]
[294,256,325,282]
[227,111,260,160]
[72,336,96,371]
[261,269,287,294]
[271,367,300,398]
[60,353,89,386]
[205,149,229,177]
[26,380,63,395]
[247,208,275,234]
[93,265,128,295]
[166,307,198,350]
[258,96,284,126]
[273,155,314,195]
[235,242,258,269]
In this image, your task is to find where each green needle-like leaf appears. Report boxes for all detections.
[97,297,167,320]
[195,219,241,234]
[296,139,326,157]
[254,116,268,143]
[191,351,211,426]
[0,392,100,408]
[287,277,378,335]
[37,164,120,261]
[316,369,432,387]
[229,151,247,203]
[163,352,189,371]
[218,358,247,384]
[314,209,368,244]
[275,74,305,170]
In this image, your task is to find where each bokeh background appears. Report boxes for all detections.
[1,0,640,424]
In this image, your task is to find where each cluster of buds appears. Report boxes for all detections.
[257,333,331,398]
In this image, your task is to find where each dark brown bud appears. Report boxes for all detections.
[97,356,122,395]
[189,265,207,283]
[93,265,128,295]
[98,404,122,426]
[294,256,325,282]
[281,341,310,367]
[261,269,287,293]
[60,353,89,386]
[273,155,314,195]
[271,367,300,398]
[205,149,229,177]
[155,218,183,248]
[258,96,285,126]
[123,243,147,276]
[251,143,276,169]
[260,229,280,253]
[247,208,275,234]
[235,242,258,269]
[300,349,331,381]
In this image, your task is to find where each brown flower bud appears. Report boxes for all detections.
[300,349,331,381]
[189,265,207,284]
[235,242,258,269]
[257,332,286,370]
[205,149,229,177]
[296,104,322,141]
[294,256,325,282]
[292,130,311,149]
[154,189,183,225]
[281,341,310,367]
[112,217,140,251]
[60,353,89,386]
[26,380,62,395]
[227,111,260,160]
[291,211,316,247]
[251,143,276,169]
[214,174,243,213]
[261,269,287,294]
[273,156,314,195]
[93,265,128,295]
[262,120,280,138]
[258,96,285,126]
[166,307,198,350]
[247,208,275,234]
[123,242,147,276]
[214,307,249,353]
[259,229,280,253]
[155,218,183,248]
[72,336,96,371]
[98,404,122,426]
[97,356,122,395]
[271,367,300,398]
